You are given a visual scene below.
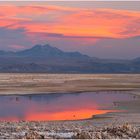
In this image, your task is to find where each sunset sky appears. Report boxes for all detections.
[0,1,140,59]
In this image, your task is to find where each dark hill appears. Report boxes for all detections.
[0,44,140,73]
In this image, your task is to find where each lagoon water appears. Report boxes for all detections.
[0,91,136,121]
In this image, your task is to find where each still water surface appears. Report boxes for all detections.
[0,91,136,121]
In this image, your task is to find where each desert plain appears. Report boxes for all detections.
[0,73,140,95]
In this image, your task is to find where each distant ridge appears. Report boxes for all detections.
[15,44,90,59]
[16,44,64,57]
[0,44,140,73]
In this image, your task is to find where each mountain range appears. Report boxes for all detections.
[0,44,140,73]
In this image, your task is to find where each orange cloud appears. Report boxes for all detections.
[0,5,140,40]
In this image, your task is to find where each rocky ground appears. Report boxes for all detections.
[0,118,140,139]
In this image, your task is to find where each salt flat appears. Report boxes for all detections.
[0,73,140,95]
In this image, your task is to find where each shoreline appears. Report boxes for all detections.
[0,89,134,96]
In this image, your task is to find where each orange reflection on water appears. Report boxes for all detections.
[25,109,111,121]
[0,92,133,121]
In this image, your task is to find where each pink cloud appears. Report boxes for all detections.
[8,44,26,50]
[0,4,140,44]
